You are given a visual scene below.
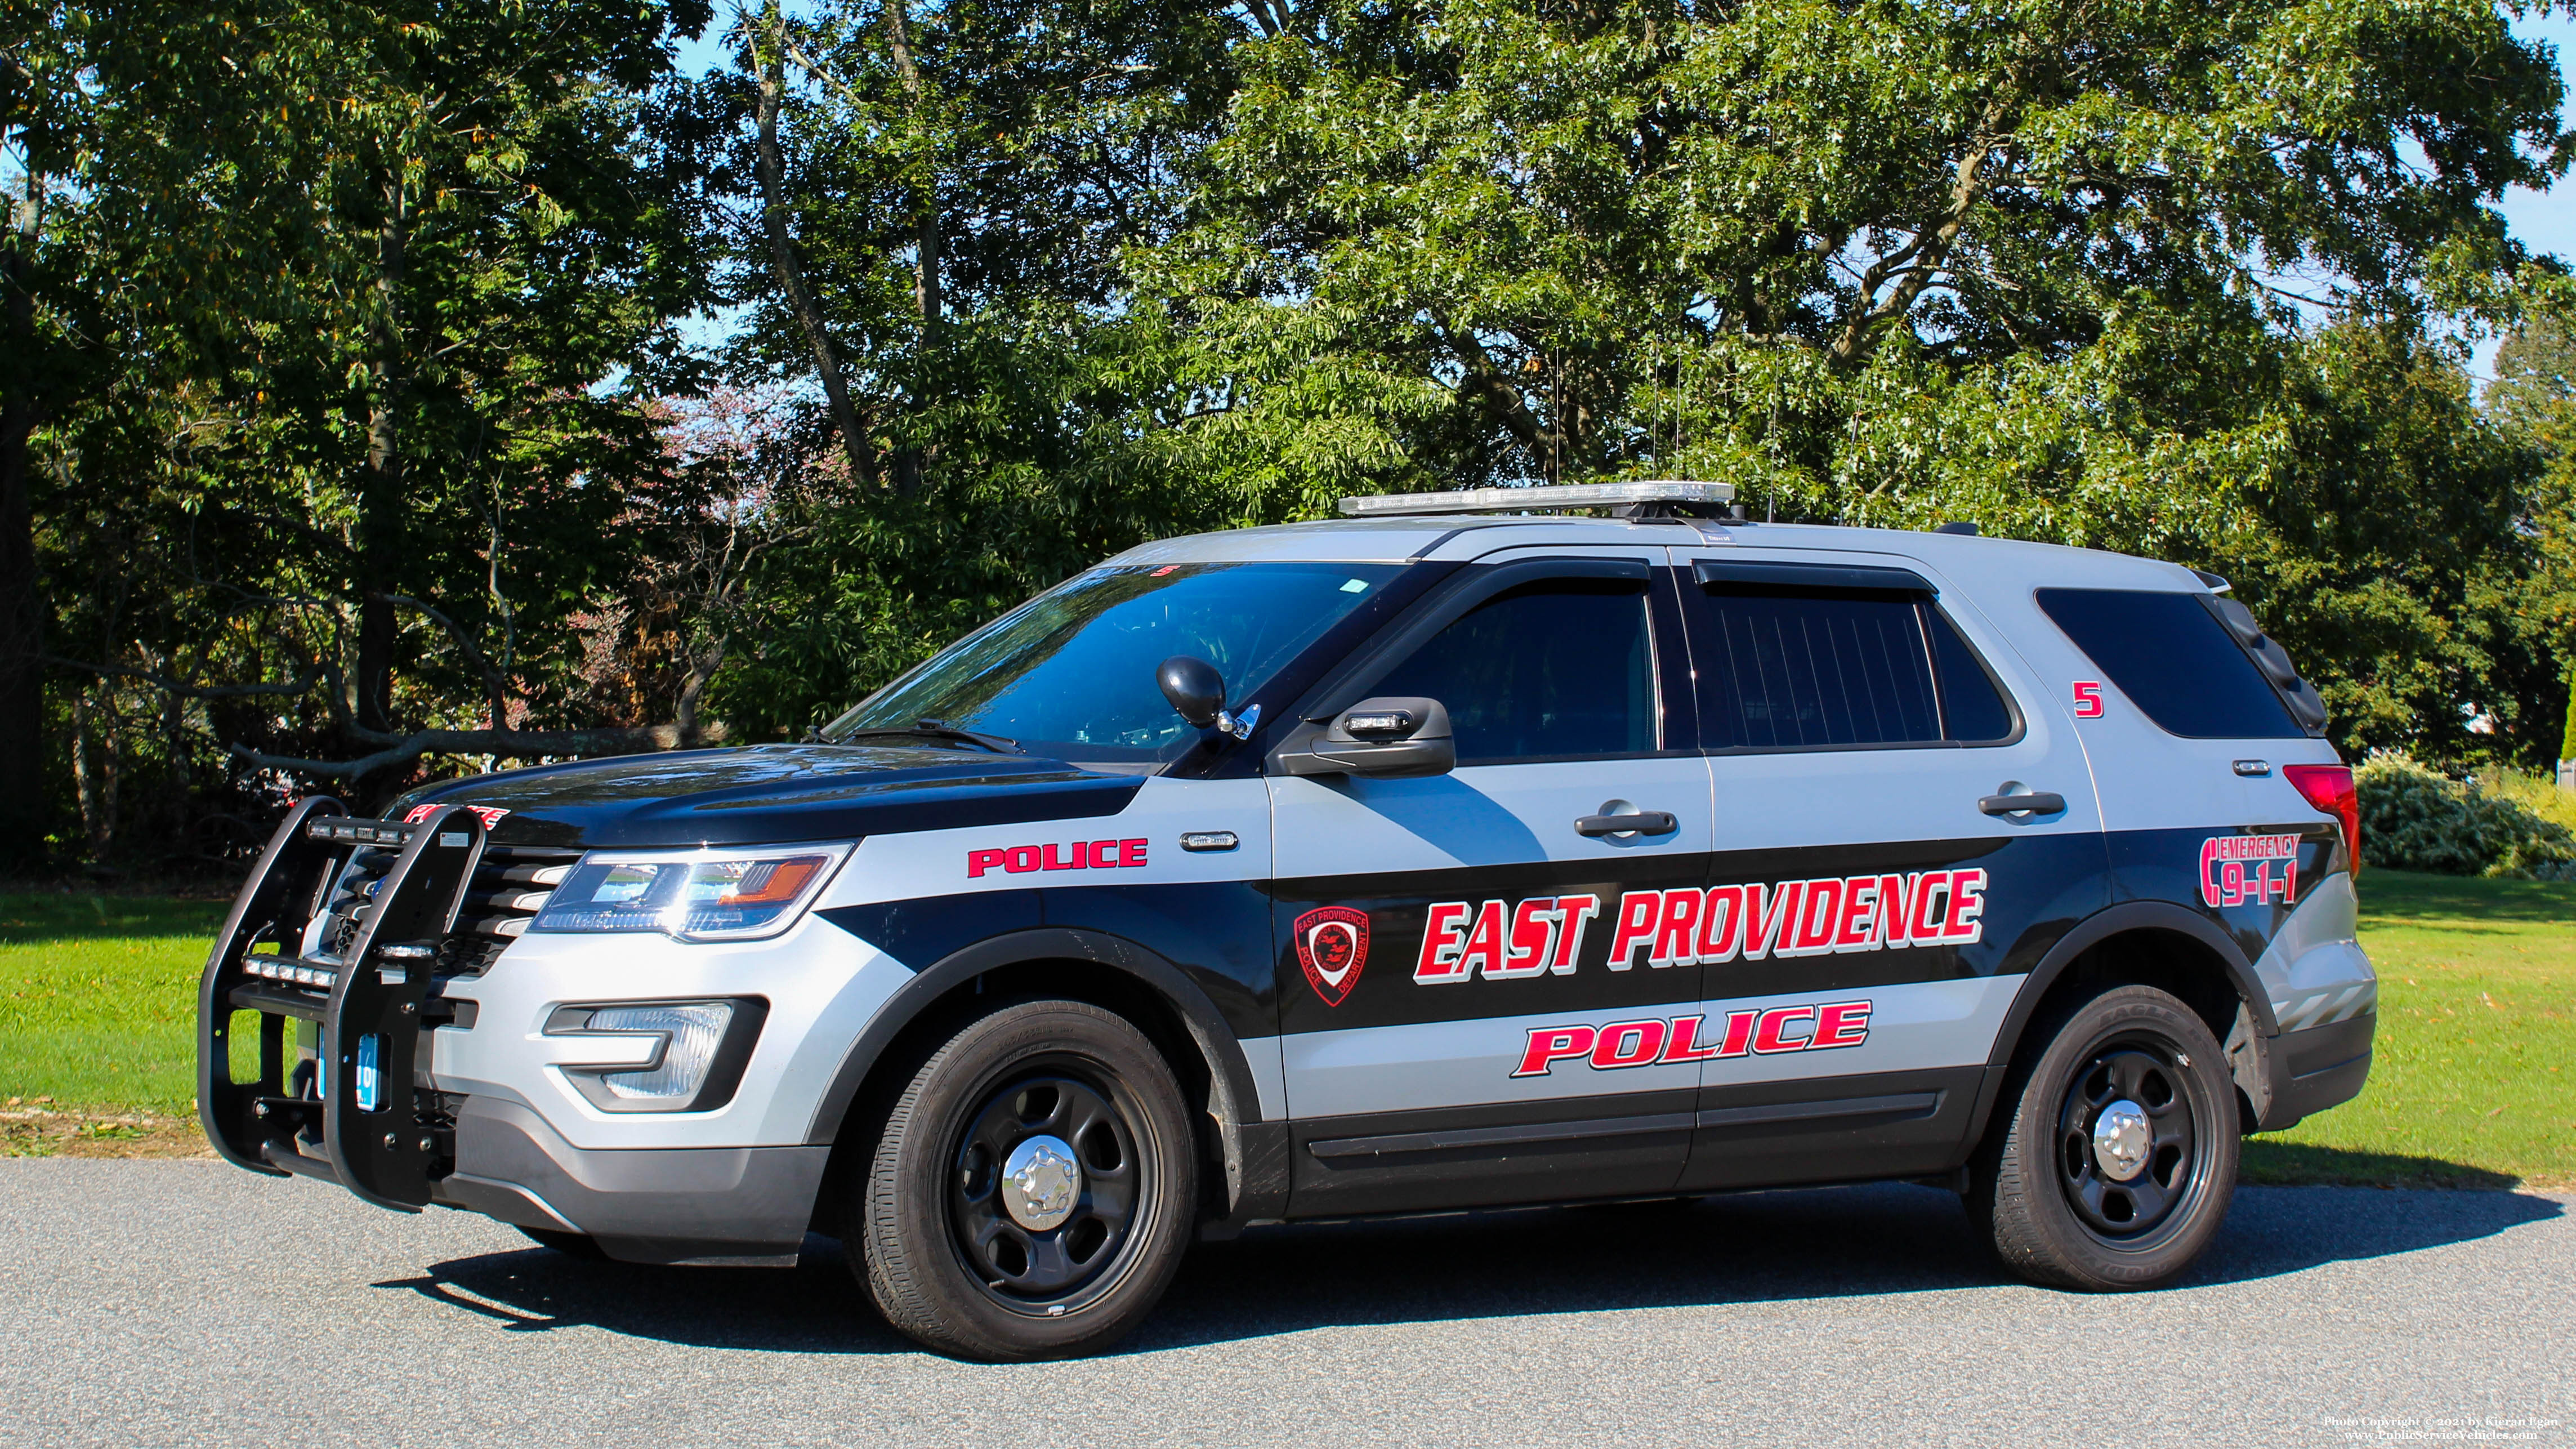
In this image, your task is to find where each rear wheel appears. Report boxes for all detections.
[851,999,1198,1361]
[1969,984,2237,1291]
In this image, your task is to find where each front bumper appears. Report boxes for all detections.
[434,1097,829,1265]
[199,802,903,1263]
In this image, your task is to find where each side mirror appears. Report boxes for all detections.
[1273,697,1456,779]
[1158,656,1226,729]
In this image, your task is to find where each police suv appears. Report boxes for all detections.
[197,481,2374,1360]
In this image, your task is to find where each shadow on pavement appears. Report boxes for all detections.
[375,1180,2563,1357]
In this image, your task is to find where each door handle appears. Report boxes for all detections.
[1979,791,2066,817]
[1575,811,1678,837]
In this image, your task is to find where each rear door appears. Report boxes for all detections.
[1666,546,2109,1190]
[1267,547,1716,1216]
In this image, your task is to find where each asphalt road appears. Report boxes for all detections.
[1,1161,2568,1449]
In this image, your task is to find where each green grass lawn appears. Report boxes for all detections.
[2243,869,2576,1188]
[0,894,227,1116]
[1,872,2570,1185]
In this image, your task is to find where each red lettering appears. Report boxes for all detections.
[1651,889,1701,968]
[1832,878,1878,950]
[1551,895,1601,971]
[1494,898,1555,979]
[1512,1025,1598,1078]
[1812,1000,1873,1050]
[967,849,1007,879]
[1092,839,1120,869]
[1609,891,1663,971]
[1877,873,1913,947]
[1791,878,1843,955]
[1718,1009,1757,1057]
[1944,868,1988,943]
[1042,842,1083,871]
[1458,900,1507,978]
[1414,902,1472,983]
[1591,1019,1668,1069]
[1119,839,1148,868]
[1697,884,1746,963]
[1909,871,1952,941]
[1743,881,1802,961]
[1006,845,1042,873]
[1753,1006,1816,1054]
[1659,1014,1720,1064]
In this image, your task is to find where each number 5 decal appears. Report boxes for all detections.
[2072,681,2105,719]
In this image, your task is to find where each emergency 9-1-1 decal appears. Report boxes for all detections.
[1414,871,1988,984]
[2201,833,2298,907]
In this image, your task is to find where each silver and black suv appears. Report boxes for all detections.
[198,481,2374,1359]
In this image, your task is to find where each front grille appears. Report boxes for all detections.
[319,836,581,978]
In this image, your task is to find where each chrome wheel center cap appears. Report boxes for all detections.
[1001,1135,1082,1231]
[2092,1099,2152,1182]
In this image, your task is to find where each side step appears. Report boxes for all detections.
[197,801,489,1212]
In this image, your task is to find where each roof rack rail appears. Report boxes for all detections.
[1337,480,1737,519]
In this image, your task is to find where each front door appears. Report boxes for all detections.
[1267,549,1716,1216]
[1666,545,2109,1191]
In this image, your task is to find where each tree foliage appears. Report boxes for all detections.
[5,0,2575,872]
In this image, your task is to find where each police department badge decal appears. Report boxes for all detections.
[1293,906,1371,1007]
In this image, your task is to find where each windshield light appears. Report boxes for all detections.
[530,842,852,942]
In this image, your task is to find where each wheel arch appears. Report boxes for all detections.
[802,928,1264,1226]
[1963,901,2271,1153]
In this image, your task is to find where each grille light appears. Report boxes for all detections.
[544,1000,765,1112]
[529,842,851,942]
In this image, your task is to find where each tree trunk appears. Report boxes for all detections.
[354,195,408,736]
[0,181,48,870]
[756,5,879,491]
[883,0,937,496]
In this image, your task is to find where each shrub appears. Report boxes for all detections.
[2353,754,2576,878]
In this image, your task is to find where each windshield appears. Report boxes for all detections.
[822,561,1407,763]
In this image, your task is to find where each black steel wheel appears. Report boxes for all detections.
[851,999,1198,1361]
[2054,1044,2198,1238]
[1969,983,2238,1291]
[948,1072,1144,1307]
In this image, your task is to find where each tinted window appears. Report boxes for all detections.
[823,561,1404,762]
[1927,609,2016,742]
[1693,588,2016,749]
[2035,588,2302,739]
[1369,581,1655,761]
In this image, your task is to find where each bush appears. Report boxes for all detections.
[2354,754,2576,878]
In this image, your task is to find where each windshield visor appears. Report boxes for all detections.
[822,561,1407,763]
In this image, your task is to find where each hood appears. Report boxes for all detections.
[390,743,1145,849]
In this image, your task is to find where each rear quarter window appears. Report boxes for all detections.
[2034,588,2303,739]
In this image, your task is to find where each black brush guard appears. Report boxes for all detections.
[197,800,488,1211]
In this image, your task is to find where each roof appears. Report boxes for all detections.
[1101,513,2205,593]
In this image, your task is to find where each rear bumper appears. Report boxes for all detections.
[2262,1013,2374,1128]
[432,1096,829,1267]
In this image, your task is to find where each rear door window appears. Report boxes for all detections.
[2035,588,2302,739]
[1687,571,2017,750]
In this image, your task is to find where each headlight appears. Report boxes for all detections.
[529,842,852,942]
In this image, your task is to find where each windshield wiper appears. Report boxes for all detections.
[828,718,1024,755]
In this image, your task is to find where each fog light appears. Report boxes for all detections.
[544,999,765,1112]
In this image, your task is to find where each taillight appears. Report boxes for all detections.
[2281,763,2360,876]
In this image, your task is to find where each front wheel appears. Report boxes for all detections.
[850,999,1199,1361]
[1969,983,2238,1291]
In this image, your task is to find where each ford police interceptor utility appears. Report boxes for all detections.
[197,481,2374,1360]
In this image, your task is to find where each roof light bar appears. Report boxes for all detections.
[1337,480,1737,518]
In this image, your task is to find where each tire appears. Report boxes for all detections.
[1968,983,2238,1291]
[515,1226,608,1260]
[850,999,1199,1361]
